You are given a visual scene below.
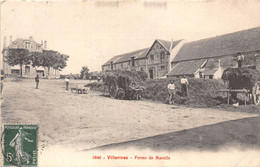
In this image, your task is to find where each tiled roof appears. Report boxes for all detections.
[102,39,182,66]
[102,55,123,66]
[167,59,207,76]
[8,38,42,49]
[157,39,182,51]
[203,68,218,75]
[173,27,260,62]
[115,48,149,63]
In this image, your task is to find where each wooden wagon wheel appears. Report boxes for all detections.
[108,79,119,98]
[252,82,260,105]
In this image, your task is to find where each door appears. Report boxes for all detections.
[149,68,154,79]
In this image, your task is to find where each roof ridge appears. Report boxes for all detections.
[186,26,260,44]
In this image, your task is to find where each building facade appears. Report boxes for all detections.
[102,27,260,79]
[167,27,260,79]
[2,36,60,78]
[102,39,184,79]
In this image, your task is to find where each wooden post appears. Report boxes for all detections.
[245,93,247,106]
[227,92,230,105]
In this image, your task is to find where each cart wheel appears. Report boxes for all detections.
[82,89,87,94]
[108,79,119,98]
[252,82,260,105]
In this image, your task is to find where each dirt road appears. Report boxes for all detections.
[1,78,260,166]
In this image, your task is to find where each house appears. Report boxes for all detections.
[2,36,60,78]
[167,27,260,79]
[102,39,185,79]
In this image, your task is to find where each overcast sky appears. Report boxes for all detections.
[1,0,260,74]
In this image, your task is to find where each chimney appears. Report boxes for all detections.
[3,36,6,48]
[10,36,12,44]
[44,40,47,49]
[29,36,33,40]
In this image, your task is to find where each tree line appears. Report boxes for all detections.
[5,48,69,77]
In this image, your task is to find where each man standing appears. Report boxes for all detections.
[64,76,70,90]
[167,80,175,104]
[236,52,244,68]
[181,75,189,96]
[35,75,39,89]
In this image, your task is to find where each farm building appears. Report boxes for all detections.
[102,27,260,79]
[167,26,260,79]
[102,39,185,79]
[2,36,60,78]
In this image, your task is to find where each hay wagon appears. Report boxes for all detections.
[221,68,260,105]
[103,71,146,100]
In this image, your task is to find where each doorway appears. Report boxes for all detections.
[149,68,154,79]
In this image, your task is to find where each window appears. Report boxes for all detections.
[24,42,31,49]
[25,66,30,75]
[199,72,203,78]
[140,67,144,71]
[160,52,165,62]
[161,65,165,69]
[150,54,154,61]
[209,75,213,79]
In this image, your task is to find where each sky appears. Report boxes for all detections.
[1,0,260,74]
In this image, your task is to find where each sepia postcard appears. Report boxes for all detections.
[0,0,260,166]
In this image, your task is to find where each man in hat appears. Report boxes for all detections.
[64,76,70,90]
[167,80,176,104]
[181,75,189,96]
[236,52,244,68]
[35,75,40,89]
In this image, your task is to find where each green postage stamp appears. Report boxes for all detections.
[2,124,38,167]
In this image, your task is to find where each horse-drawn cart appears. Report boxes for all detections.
[103,70,146,100]
[221,67,260,105]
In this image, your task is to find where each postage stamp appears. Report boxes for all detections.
[2,124,38,167]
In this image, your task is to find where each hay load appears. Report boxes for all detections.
[102,70,148,99]
[221,67,260,90]
[221,67,260,105]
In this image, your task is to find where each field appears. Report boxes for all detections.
[1,78,260,166]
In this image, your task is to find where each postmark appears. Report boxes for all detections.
[1,124,38,167]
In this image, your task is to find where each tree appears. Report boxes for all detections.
[80,66,89,79]
[30,52,42,67]
[6,48,30,77]
[52,53,69,71]
[41,50,58,77]
[30,51,69,77]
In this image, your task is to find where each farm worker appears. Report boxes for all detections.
[167,80,176,104]
[236,52,244,68]
[35,75,40,89]
[64,76,70,90]
[1,72,4,94]
[181,75,189,96]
